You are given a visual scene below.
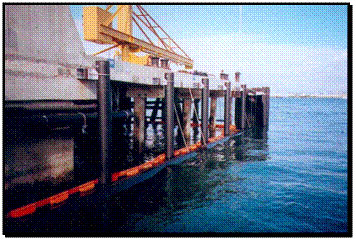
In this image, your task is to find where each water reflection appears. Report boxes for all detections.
[108,127,270,232]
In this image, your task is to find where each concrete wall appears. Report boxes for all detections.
[4,5,101,101]
[4,137,74,190]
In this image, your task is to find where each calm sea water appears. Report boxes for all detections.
[109,97,348,233]
[5,97,348,235]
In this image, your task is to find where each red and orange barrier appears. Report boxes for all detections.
[78,180,98,193]
[7,127,240,219]
[215,124,225,129]
[8,203,37,218]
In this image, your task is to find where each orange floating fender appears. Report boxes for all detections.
[8,203,37,218]
[49,191,69,205]
[36,197,51,208]
[112,170,128,182]
[181,147,189,155]
[189,144,198,151]
[208,137,215,143]
[68,186,80,195]
[140,162,153,171]
[158,153,166,162]
[195,141,202,148]
[216,124,224,129]
[126,167,140,177]
[229,125,238,133]
[174,149,181,157]
[150,153,166,166]
[78,180,96,193]
[150,158,160,166]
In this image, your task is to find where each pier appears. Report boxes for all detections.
[4,5,270,219]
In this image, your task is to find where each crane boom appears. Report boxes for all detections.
[83,5,193,69]
[99,25,193,67]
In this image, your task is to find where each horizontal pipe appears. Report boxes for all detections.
[5,111,133,129]
[5,102,97,112]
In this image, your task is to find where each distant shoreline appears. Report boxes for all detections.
[271,95,347,99]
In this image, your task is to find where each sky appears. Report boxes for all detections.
[70,4,348,96]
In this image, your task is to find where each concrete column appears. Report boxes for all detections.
[266,87,270,128]
[193,99,200,136]
[256,94,264,127]
[183,98,192,144]
[166,73,174,160]
[96,60,112,185]
[174,95,184,146]
[133,96,146,154]
[201,78,209,145]
[241,84,247,129]
[262,87,267,127]
[150,98,161,128]
[209,96,217,137]
[234,96,242,129]
[224,81,231,136]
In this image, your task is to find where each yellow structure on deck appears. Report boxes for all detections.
[83,5,193,69]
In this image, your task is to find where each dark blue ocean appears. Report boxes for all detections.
[5,97,348,234]
[108,97,348,233]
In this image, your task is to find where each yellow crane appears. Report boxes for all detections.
[83,5,193,69]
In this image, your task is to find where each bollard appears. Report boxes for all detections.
[201,78,209,145]
[166,73,174,160]
[224,81,231,136]
[96,60,112,185]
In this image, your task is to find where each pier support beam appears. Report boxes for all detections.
[193,99,200,136]
[201,78,209,145]
[209,96,217,137]
[265,87,270,128]
[133,96,146,154]
[256,94,264,127]
[253,95,257,127]
[224,82,231,136]
[174,95,184,146]
[241,84,247,129]
[234,97,242,129]
[183,98,192,144]
[96,60,112,185]
[166,73,175,160]
[150,98,161,128]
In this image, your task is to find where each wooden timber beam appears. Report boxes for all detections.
[126,85,165,98]
[247,89,256,95]
[231,90,241,98]
[251,87,265,92]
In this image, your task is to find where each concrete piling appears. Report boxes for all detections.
[201,78,209,145]
[224,81,231,136]
[150,98,161,128]
[174,94,184,146]
[193,99,200,136]
[166,73,174,160]
[265,87,270,128]
[241,84,247,129]
[183,98,192,143]
[133,96,146,154]
[234,96,242,129]
[262,87,268,127]
[209,96,217,137]
[96,60,112,185]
